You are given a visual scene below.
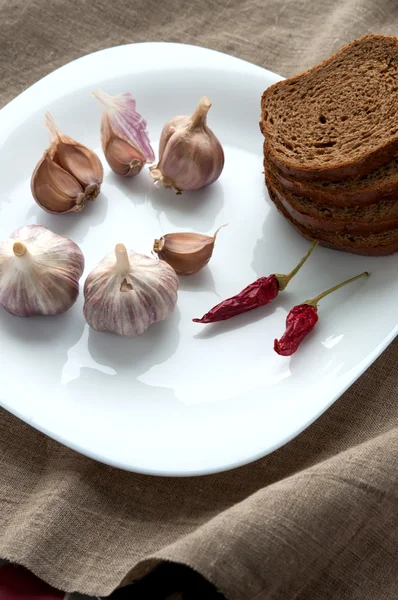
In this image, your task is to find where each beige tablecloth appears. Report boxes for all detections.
[1,1,398,598]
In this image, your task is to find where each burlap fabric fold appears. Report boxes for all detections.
[1,1,398,598]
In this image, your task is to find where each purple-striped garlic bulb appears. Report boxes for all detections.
[0,225,84,317]
[92,89,155,177]
[149,97,224,194]
[83,244,178,336]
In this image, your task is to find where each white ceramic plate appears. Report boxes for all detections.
[0,43,397,476]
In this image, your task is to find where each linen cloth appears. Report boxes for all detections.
[1,1,398,598]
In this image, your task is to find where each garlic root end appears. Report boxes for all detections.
[85,184,100,201]
[150,168,182,194]
[129,159,144,176]
[153,238,164,254]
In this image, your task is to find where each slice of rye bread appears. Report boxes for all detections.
[264,163,398,234]
[260,35,398,182]
[266,180,398,256]
[264,140,398,207]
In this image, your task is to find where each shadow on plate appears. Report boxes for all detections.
[106,169,152,205]
[24,191,109,243]
[177,266,218,295]
[251,191,314,278]
[65,307,182,409]
[0,302,85,346]
[0,303,86,388]
[86,306,181,374]
[148,180,225,231]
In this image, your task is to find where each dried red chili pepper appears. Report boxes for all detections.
[274,271,369,356]
[273,304,319,356]
[193,242,318,324]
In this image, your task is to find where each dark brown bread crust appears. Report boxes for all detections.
[265,179,398,256]
[266,140,398,183]
[261,35,398,182]
[265,164,398,234]
[264,141,398,207]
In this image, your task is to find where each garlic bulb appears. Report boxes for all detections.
[149,97,224,194]
[84,244,178,336]
[0,225,84,317]
[153,225,226,275]
[92,89,155,177]
[31,113,104,214]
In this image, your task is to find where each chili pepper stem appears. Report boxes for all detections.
[305,271,369,308]
[275,241,318,291]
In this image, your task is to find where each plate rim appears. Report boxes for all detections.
[1,41,397,477]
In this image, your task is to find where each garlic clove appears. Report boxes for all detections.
[0,225,84,317]
[153,224,226,275]
[54,142,103,199]
[104,136,145,176]
[45,112,103,198]
[31,155,85,213]
[149,97,224,194]
[31,113,103,214]
[83,243,178,336]
[92,89,155,177]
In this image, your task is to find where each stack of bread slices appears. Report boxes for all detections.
[260,34,398,256]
